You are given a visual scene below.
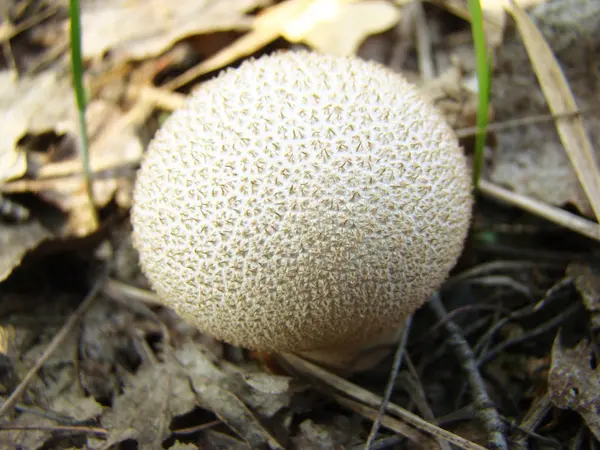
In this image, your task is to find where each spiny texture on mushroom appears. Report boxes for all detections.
[132,50,472,354]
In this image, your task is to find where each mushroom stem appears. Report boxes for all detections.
[294,326,404,372]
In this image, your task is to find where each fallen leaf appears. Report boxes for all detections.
[194,384,284,449]
[175,340,285,448]
[2,98,143,236]
[167,442,198,450]
[293,419,337,450]
[490,0,600,217]
[284,0,401,56]
[548,336,600,441]
[0,220,52,282]
[567,263,600,329]
[236,371,293,418]
[0,69,74,183]
[51,388,104,423]
[0,413,55,450]
[79,0,267,61]
[33,100,143,235]
[100,361,196,449]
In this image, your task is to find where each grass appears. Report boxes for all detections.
[68,0,96,222]
[467,0,492,188]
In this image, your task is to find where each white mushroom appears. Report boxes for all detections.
[131,50,472,369]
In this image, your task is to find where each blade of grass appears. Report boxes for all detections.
[467,0,491,188]
[69,0,97,226]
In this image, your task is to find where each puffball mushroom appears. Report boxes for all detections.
[132,50,472,369]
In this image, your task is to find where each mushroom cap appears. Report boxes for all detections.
[132,50,472,353]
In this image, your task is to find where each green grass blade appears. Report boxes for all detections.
[69,0,97,223]
[467,0,492,188]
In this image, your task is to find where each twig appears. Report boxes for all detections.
[429,293,508,450]
[0,270,107,418]
[479,179,600,243]
[510,392,552,450]
[477,302,580,367]
[334,395,423,444]
[364,317,417,449]
[282,353,489,450]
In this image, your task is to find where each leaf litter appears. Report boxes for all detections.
[0,0,600,448]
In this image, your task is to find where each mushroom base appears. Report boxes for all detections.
[289,325,405,373]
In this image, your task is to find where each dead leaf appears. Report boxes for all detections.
[33,100,142,235]
[0,220,52,282]
[548,336,600,441]
[506,0,600,222]
[283,0,401,56]
[293,419,337,449]
[193,383,284,449]
[490,0,600,217]
[0,413,55,450]
[236,371,293,418]
[0,68,74,183]
[100,361,196,449]
[167,442,198,450]
[420,61,483,131]
[566,263,600,329]
[174,341,285,448]
[51,387,103,423]
[2,98,143,236]
[79,0,267,61]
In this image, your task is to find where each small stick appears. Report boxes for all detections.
[429,293,508,450]
[282,353,489,450]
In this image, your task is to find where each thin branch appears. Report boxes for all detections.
[429,293,508,450]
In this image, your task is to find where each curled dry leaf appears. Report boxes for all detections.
[79,0,267,61]
[31,100,143,236]
[0,69,74,183]
[0,65,143,236]
[0,221,52,282]
[283,0,401,56]
[548,336,600,441]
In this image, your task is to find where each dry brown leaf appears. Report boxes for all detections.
[235,371,293,418]
[50,387,104,423]
[174,340,286,448]
[0,69,74,183]
[79,0,267,61]
[480,0,547,46]
[3,99,143,236]
[507,0,600,221]
[164,0,317,91]
[0,413,56,450]
[548,336,600,441]
[293,419,338,449]
[566,263,600,329]
[194,384,284,449]
[0,64,143,236]
[283,0,401,56]
[420,62,481,131]
[34,100,142,235]
[167,442,198,450]
[0,220,52,282]
[100,361,196,449]
[491,0,600,218]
